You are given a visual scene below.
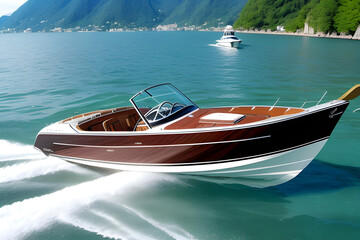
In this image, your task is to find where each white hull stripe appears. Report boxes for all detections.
[202,158,313,175]
[53,135,271,148]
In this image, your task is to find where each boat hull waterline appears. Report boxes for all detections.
[53,139,327,188]
[216,39,242,48]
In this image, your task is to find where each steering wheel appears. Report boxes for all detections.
[155,101,173,120]
[171,102,186,113]
[145,101,173,122]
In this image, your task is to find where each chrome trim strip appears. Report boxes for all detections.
[53,135,271,149]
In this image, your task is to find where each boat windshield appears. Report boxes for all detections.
[223,31,235,36]
[130,83,198,128]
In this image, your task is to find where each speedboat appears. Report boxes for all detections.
[34,83,360,187]
[216,25,242,48]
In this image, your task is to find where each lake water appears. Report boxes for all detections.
[0,31,359,239]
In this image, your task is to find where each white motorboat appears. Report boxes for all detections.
[216,25,242,48]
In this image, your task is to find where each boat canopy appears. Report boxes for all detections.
[223,25,235,36]
[130,83,198,128]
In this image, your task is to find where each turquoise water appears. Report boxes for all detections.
[0,32,360,239]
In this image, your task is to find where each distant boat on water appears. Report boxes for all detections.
[216,25,242,48]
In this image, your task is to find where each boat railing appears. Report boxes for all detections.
[269,98,280,111]
[61,107,133,124]
[299,91,328,108]
[316,91,327,105]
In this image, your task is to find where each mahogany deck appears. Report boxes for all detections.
[165,106,304,130]
[71,106,304,132]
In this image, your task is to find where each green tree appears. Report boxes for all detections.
[334,0,360,34]
[234,0,313,31]
[285,0,317,31]
[308,0,338,33]
[234,0,360,35]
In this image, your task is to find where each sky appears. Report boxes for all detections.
[0,0,28,17]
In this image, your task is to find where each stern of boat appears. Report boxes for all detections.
[231,40,241,48]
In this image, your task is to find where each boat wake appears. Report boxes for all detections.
[0,140,89,184]
[209,43,240,57]
[0,172,181,239]
[0,158,75,184]
[60,204,194,240]
[0,139,195,239]
[0,139,43,161]
[121,205,194,240]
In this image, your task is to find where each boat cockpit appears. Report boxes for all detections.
[65,83,304,132]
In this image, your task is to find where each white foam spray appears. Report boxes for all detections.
[0,140,43,161]
[122,205,195,240]
[208,43,218,47]
[59,205,195,240]
[0,158,79,184]
[0,172,175,240]
[0,140,190,239]
[60,210,156,240]
[0,140,92,183]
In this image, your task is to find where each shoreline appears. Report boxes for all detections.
[236,29,360,41]
[1,28,360,41]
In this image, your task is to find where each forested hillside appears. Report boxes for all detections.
[162,0,247,27]
[0,0,247,31]
[234,0,360,34]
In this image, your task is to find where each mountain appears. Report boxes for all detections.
[161,0,248,27]
[1,0,160,30]
[0,15,9,27]
[0,0,248,31]
[234,0,360,35]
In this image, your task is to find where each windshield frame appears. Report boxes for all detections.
[129,83,198,129]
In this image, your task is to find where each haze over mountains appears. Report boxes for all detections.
[0,0,248,31]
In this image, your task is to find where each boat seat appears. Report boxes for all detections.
[103,117,122,131]
[103,114,139,131]
[134,120,148,131]
[126,114,138,129]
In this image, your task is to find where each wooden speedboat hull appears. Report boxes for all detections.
[34,100,349,187]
